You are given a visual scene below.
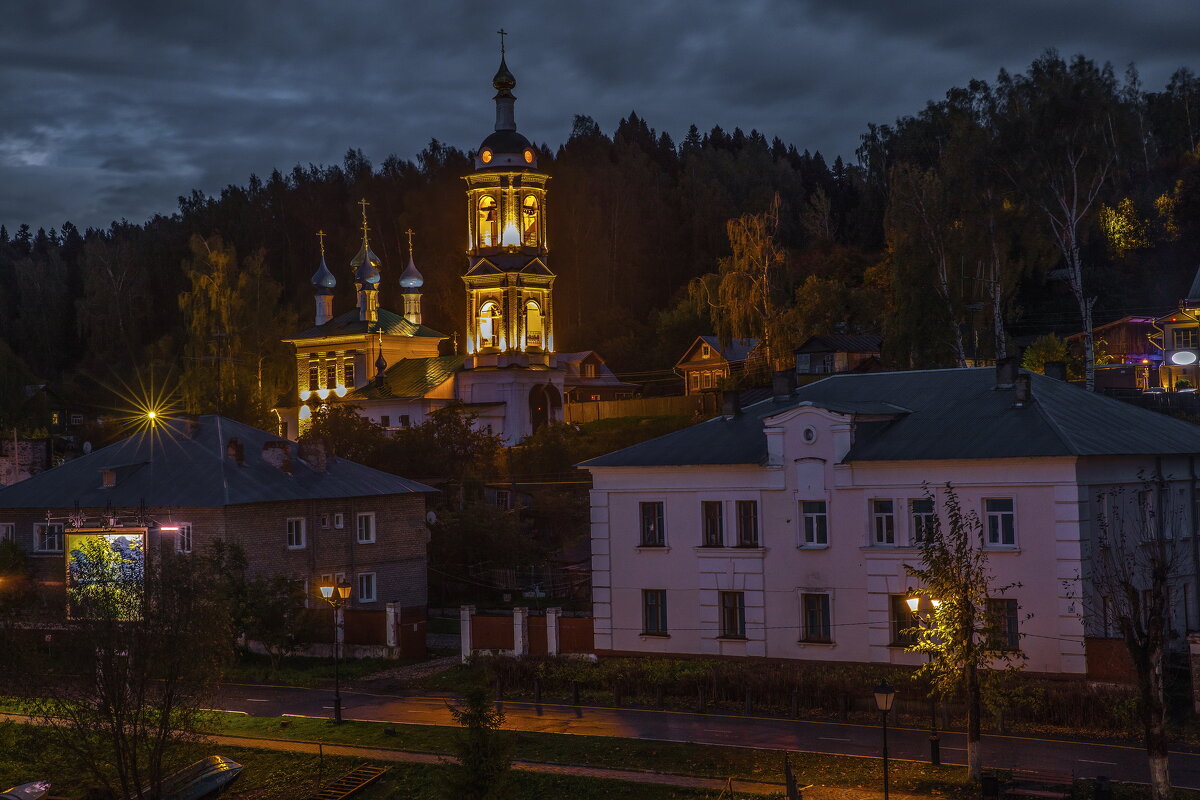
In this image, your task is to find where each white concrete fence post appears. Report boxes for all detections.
[386,603,398,650]
[460,604,476,664]
[513,606,529,657]
[546,607,562,656]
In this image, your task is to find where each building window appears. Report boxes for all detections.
[478,196,499,247]
[801,501,828,545]
[495,490,513,510]
[801,593,832,643]
[478,300,501,349]
[308,367,319,391]
[872,500,895,545]
[525,300,543,349]
[0,523,14,543]
[701,501,723,546]
[640,501,665,547]
[400,415,411,427]
[344,358,355,387]
[381,415,390,428]
[719,591,746,638]
[286,517,306,549]
[333,513,344,529]
[1174,327,1198,349]
[176,523,193,554]
[911,498,935,543]
[70,413,83,426]
[357,572,376,603]
[988,598,1020,650]
[50,412,61,426]
[890,594,918,645]
[701,344,711,358]
[702,371,714,389]
[581,363,597,378]
[736,500,759,547]
[522,195,540,246]
[320,513,330,529]
[689,372,700,391]
[985,498,1016,547]
[1138,489,1155,541]
[642,589,667,634]
[326,364,336,389]
[795,354,811,373]
[356,512,376,544]
[35,523,63,553]
[101,469,116,488]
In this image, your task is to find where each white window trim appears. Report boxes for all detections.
[286,517,307,550]
[175,522,193,554]
[333,512,345,529]
[639,500,666,547]
[984,497,1018,548]
[34,522,64,553]
[0,522,14,543]
[798,500,829,548]
[357,571,377,603]
[871,499,896,546]
[356,512,376,544]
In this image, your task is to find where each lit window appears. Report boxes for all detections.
[50,412,61,426]
[522,195,540,246]
[701,344,711,358]
[286,517,306,549]
[478,300,501,349]
[478,196,498,246]
[719,591,746,638]
[35,523,63,553]
[736,500,759,547]
[985,499,1016,547]
[581,363,597,378]
[344,358,355,387]
[326,364,336,389]
[702,501,723,546]
[525,300,543,349]
[801,593,831,643]
[689,372,700,391]
[800,501,828,546]
[523,148,534,164]
[890,594,918,645]
[872,500,895,545]
[988,598,1021,650]
[640,502,664,547]
[356,512,376,544]
[642,589,667,634]
[911,498,935,543]
[357,572,376,603]
[702,371,713,389]
[480,149,493,164]
[176,524,193,555]
[308,367,319,391]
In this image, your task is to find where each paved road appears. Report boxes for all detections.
[214,683,1200,789]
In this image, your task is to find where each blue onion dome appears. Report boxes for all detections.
[375,351,387,373]
[310,254,336,291]
[351,245,381,286]
[399,252,423,289]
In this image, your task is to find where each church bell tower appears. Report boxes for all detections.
[462,35,554,362]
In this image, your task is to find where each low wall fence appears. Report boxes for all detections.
[461,605,594,662]
[565,393,718,424]
[249,604,426,660]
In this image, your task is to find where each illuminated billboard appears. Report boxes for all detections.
[65,528,147,620]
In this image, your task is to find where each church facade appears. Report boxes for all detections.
[275,51,612,445]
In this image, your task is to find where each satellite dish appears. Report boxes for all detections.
[82,441,93,454]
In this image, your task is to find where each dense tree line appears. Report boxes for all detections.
[4,50,1200,428]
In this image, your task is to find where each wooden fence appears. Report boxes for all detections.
[558,616,594,655]
[463,606,593,660]
[565,393,719,424]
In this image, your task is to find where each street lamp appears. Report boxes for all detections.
[874,681,895,800]
[906,594,942,765]
[319,581,352,723]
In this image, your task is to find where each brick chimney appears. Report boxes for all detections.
[299,437,332,473]
[995,357,1017,390]
[225,437,244,465]
[1013,373,1032,408]
[722,389,740,420]
[262,440,292,474]
[772,370,794,402]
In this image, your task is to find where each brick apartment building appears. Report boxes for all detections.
[0,414,434,611]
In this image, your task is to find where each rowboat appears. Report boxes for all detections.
[159,756,242,800]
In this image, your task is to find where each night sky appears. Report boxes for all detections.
[5,0,1200,233]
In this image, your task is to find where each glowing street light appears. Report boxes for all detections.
[906,593,942,765]
[319,581,352,723]
[874,681,895,800]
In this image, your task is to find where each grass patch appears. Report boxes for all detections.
[225,652,405,687]
[207,711,971,796]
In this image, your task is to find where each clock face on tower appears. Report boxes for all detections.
[523,148,534,164]
[481,149,493,164]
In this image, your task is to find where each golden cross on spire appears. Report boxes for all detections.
[316,229,326,258]
[357,198,371,247]
[405,228,414,258]
[497,28,507,56]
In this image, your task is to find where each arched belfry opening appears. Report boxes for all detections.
[525,299,543,350]
[478,300,502,350]
[528,383,562,431]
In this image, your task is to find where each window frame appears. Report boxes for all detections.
[286,517,307,550]
[736,500,759,547]
[984,498,1017,547]
[0,522,14,543]
[701,501,723,547]
[800,500,828,546]
[642,589,668,635]
[719,590,746,638]
[639,501,665,547]
[176,523,193,555]
[910,498,935,544]
[333,513,345,529]
[34,522,64,553]
[689,372,700,391]
[801,592,832,643]
[357,572,377,603]
[872,499,895,545]
[356,512,376,544]
[1174,327,1198,349]
[987,597,1021,650]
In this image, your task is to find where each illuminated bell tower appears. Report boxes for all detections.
[462,38,554,363]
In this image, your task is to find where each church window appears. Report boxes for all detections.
[525,300,543,349]
[478,300,501,349]
[326,364,336,389]
[522,195,540,246]
[308,367,319,391]
[344,358,355,387]
[478,196,499,247]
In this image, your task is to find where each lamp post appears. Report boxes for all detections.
[874,681,895,800]
[319,581,352,723]
[906,594,942,765]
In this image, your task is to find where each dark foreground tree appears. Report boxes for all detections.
[439,681,514,800]
[243,574,311,677]
[9,540,234,799]
[905,485,1025,781]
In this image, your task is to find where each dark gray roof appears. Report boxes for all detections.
[0,415,435,509]
[795,334,882,354]
[288,308,445,341]
[1187,264,1200,305]
[581,367,1200,468]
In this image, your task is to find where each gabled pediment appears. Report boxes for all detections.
[465,259,502,277]
[520,258,554,276]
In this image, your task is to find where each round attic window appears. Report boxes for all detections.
[523,148,535,164]
[803,426,817,444]
[481,149,493,164]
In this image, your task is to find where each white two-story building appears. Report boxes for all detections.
[581,364,1200,676]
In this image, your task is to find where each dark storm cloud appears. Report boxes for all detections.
[3,0,1200,231]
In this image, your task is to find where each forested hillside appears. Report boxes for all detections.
[4,51,1200,427]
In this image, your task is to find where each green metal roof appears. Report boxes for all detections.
[349,356,466,401]
[288,308,446,341]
